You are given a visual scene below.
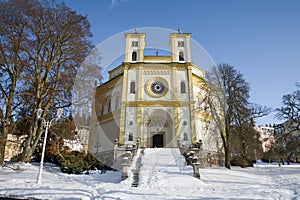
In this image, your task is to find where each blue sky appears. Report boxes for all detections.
[63,0,300,125]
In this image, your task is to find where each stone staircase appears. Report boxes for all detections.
[131,149,144,187]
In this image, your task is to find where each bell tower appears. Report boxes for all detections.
[125,31,146,62]
[170,30,191,63]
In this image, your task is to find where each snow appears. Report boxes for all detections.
[63,139,84,152]
[1,148,300,200]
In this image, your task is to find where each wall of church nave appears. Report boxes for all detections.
[192,67,205,79]
[177,70,189,101]
[111,85,122,111]
[178,107,192,146]
[192,85,208,111]
[195,118,222,153]
[96,81,123,117]
[91,118,120,153]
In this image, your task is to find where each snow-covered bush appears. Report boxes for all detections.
[58,151,110,174]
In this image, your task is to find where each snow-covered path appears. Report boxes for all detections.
[117,148,300,199]
[138,148,198,190]
[0,148,300,199]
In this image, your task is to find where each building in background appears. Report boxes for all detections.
[4,134,27,161]
[255,125,275,152]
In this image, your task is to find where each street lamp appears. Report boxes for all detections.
[36,108,63,184]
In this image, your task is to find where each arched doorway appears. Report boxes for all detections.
[143,108,174,148]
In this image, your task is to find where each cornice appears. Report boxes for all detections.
[97,110,121,122]
[122,101,194,107]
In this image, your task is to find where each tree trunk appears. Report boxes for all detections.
[20,120,43,162]
[224,143,231,169]
[0,137,4,165]
[287,152,294,165]
[220,128,231,169]
[0,127,8,165]
[0,121,11,165]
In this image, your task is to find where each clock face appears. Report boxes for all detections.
[146,78,169,97]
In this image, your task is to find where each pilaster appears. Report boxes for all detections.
[119,64,129,145]
[187,64,196,144]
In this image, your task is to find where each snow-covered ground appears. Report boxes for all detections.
[0,148,299,200]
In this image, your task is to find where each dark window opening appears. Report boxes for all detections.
[132,51,137,61]
[130,81,135,94]
[128,133,133,141]
[108,99,111,112]
[101,104,104,115]
[179,51,184,61]
[178,41,184,47]
[180,81,186,93]
[183,132,188,141]
[132,41,138,47]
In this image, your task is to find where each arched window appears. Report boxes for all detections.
[132,51,137,61]
[128,133,133,141]
[107,98,111,113]
[101,104,104,115]
[180,81,186,93]
[179,51,184,61]
[183,132,188,141]
[130,81,135,94]
[115,95,120,110]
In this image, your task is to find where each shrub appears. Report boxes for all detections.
[30,136,111,174]
[57,151,109,174]
[230,157,253,168]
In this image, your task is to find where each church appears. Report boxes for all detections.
[90,30,222,158]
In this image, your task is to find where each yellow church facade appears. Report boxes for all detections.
[92,31,221,155]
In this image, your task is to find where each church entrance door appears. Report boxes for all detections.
[152,133,164,148]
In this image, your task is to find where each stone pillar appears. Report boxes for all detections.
[113,139,119,169]
[126,151,132,166]
[192,156,200,179]
[187,151,194,166]
[121,157,129,180]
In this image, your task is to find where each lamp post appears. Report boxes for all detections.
[36,108,63,184]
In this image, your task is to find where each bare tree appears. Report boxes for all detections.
[276,84,300,124]
[72,49,102,128]
[0,0,96,163]
[275,84,300,164]
[205,64,269,168]
[0,0,30,164]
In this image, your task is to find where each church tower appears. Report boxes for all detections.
[170,32,191,62]
[125,32,146,62]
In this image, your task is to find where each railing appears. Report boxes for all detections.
[177,139,225,179]
[111,139,140,181]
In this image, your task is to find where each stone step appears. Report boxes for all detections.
[130,150,144,187]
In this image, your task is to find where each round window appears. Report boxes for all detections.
[146,78,169,97]
[150,80,166,95]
